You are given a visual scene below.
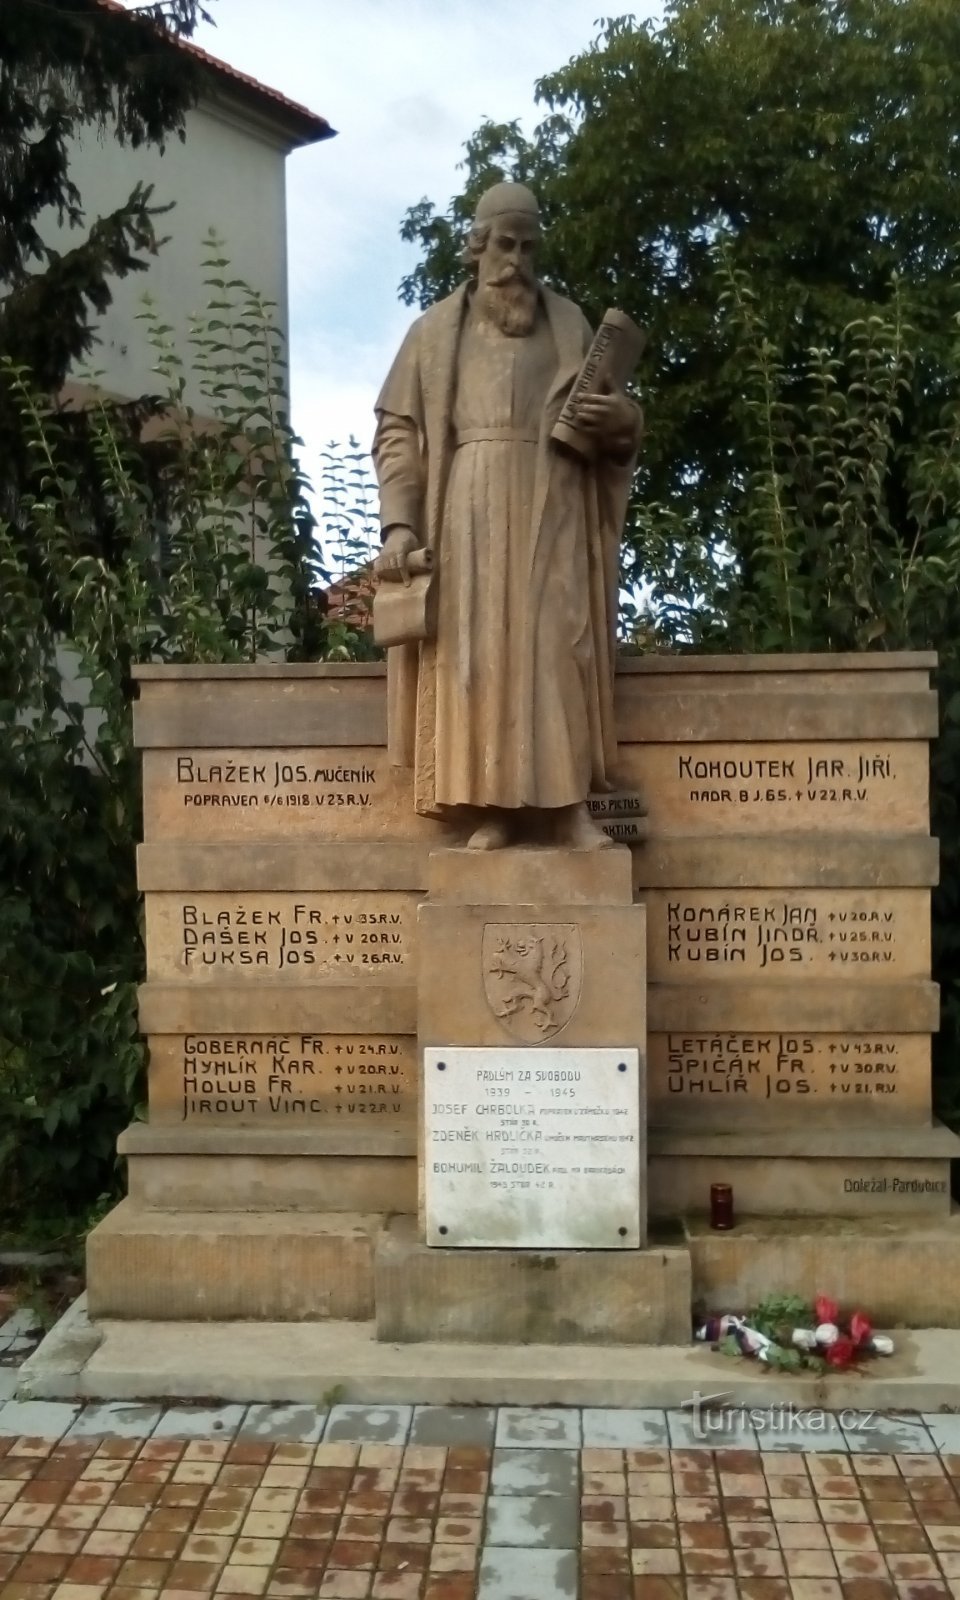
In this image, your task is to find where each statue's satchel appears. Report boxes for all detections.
[551,307,646,459]
[372,547,437,648]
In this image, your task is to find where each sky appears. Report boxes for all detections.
[189,0,661,517]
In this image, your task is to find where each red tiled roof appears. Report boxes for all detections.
[93,0,334,145]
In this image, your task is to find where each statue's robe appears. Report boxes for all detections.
[373,281,637,817]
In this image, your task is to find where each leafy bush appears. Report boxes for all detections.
[0,244,371,1228]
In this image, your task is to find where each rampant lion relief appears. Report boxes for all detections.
[481,922,582,1043]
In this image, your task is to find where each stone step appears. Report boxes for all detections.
[119,1125,416,1213]
[86,1201,380,1321]
[687,1210,960,1327]
[18,1302,960,1409]
[374,1215,691,1345]
[117,1121,958,1220]
[649,1122,958,1218]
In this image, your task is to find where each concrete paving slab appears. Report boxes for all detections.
[240,1403,327,1442]
[667,1404,758,1449]
[477,1545,578,1599]
[754,1410,850,1451]
[923,1414,960,1452]
[19,1313,960,1412]
[324,1403,413,1444]
[495,1407,581,1448]
[581,1406,669,1447]
[0,1310,42,1338]
[0,1398,80,1437]
[0,1369,18,1402]
[842,1412,935,1452]
[490,1447,578,1497]
[410,1404,496,1445]
[151,1402,247,1438]
[485,1492,579,1547]
[64,1401,162,1438]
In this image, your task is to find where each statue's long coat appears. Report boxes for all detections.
[373,281,636,817]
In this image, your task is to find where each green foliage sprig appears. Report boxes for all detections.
[0,239,362,1228]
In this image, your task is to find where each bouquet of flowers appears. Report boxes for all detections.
[695,1293,894,1372]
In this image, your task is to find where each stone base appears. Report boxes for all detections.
[374,1215,690,1344]
[86,1201,380,1321]
[84,1196,960,1332]
[649,1123,959,1217]
[119,1125,416,1213]
[426,845,634,906]
[688,1210,960,1327]
[18,1302,960,1410]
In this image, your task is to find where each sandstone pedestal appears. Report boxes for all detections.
[82,654,960,1343]
[375,1215,689,1344]
[386,844,666,1340]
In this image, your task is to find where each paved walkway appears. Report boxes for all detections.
[4,1394,960,1600]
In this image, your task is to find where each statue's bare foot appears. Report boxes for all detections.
[555,802,615,851]
[466,816,513,850]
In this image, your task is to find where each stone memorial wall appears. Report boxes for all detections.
[124,653,948,1243]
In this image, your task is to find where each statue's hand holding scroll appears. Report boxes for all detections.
[375,525,420,587]
[575,386,642,458]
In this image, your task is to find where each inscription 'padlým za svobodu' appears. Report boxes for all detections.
[423,1046,642,1248]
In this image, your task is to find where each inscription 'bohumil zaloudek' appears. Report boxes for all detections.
[372,181,644,851]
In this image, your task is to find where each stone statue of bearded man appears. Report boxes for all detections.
[373,181,642,850]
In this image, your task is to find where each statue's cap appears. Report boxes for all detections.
[474,182,540,224]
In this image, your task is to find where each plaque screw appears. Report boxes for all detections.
[439,1225,448,1236]
[617,1062,628,1073]
[437,1061,446,1072]
[618,1226,628,1237]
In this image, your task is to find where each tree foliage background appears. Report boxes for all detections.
[403,0,960,1120]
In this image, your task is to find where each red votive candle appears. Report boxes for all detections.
[710,1183,734,1230]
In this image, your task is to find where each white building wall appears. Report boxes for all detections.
[58,96,291,411]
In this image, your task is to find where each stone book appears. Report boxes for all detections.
[551,307,646,458]
[372,547,436,647]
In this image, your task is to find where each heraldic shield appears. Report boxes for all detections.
[481,922,583,1044]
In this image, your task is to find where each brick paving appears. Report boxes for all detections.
[3,1398,960,1600]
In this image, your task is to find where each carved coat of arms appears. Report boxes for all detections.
[481,922,582,1043]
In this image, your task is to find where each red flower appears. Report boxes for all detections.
[824,1335,857,1367]
[849,1311,873,1347]
[815,1294,839,1325]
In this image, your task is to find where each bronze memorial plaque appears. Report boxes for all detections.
[144,893,419,981]
[147,1033,417,1123]
[643,888,929,979]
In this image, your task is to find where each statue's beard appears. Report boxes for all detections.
[476,272,538,336]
